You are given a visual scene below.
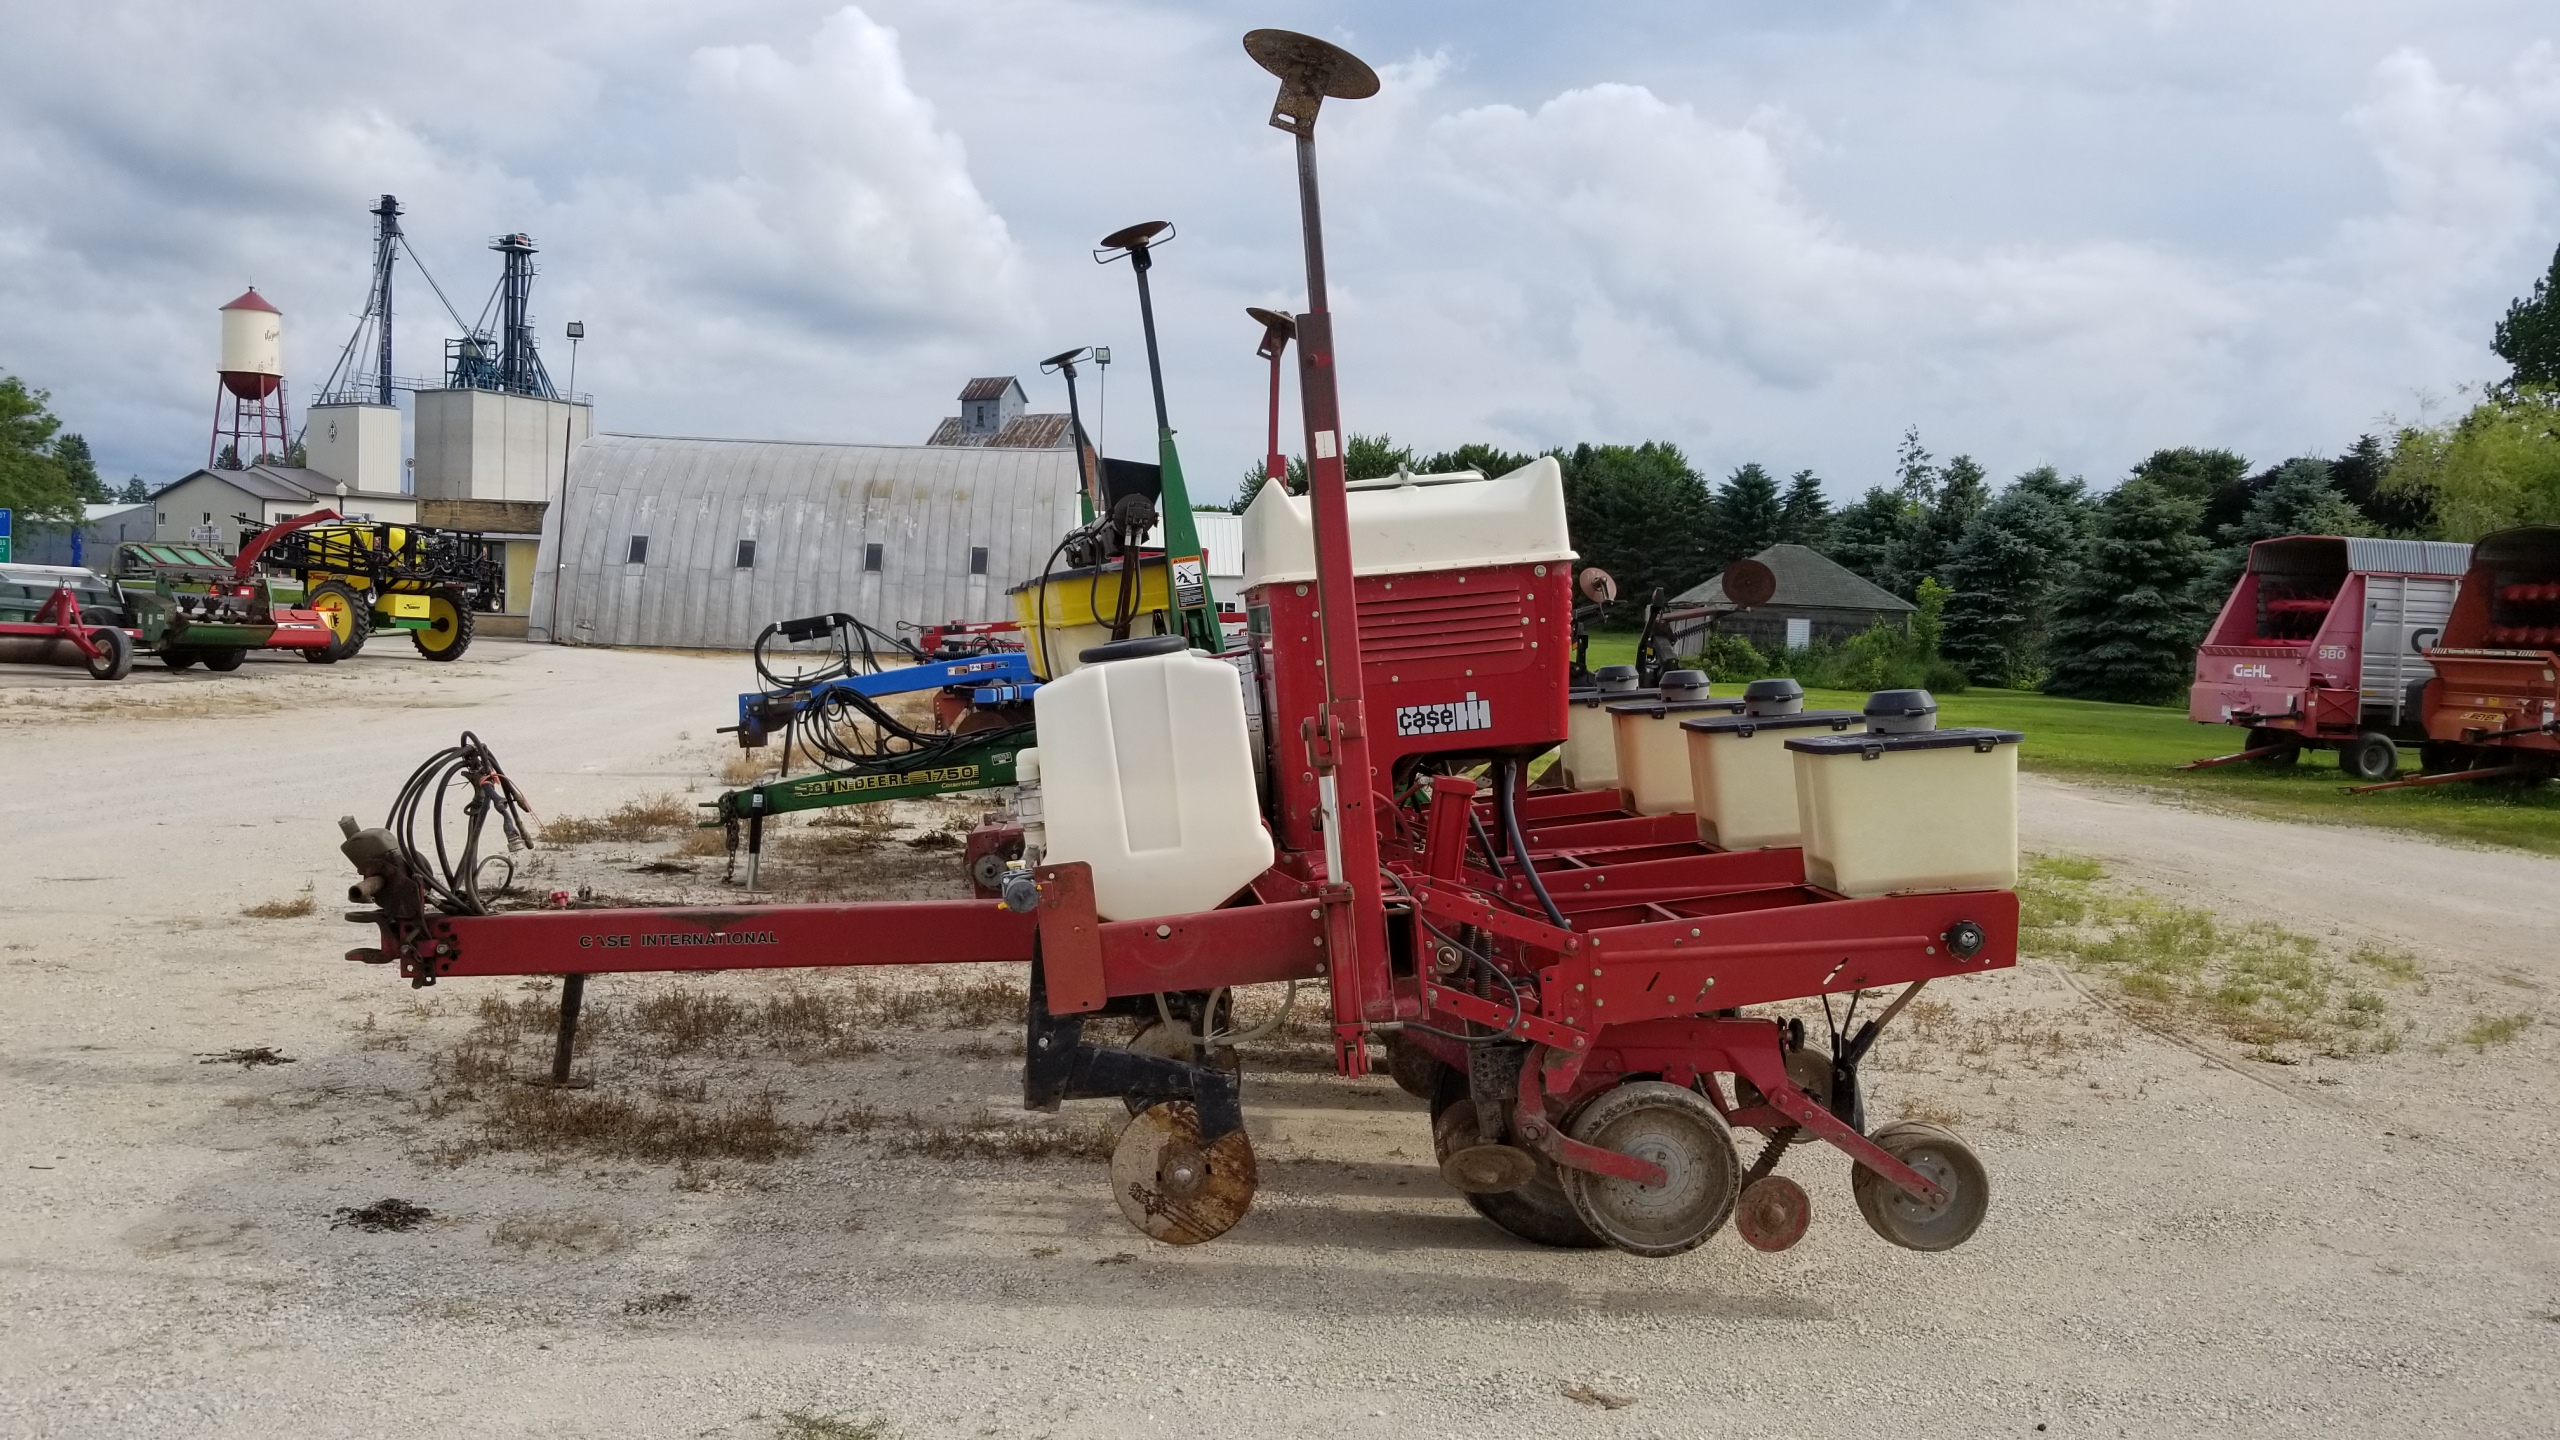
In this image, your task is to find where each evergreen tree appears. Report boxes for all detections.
[1940,481,2082,686]
[51,433,106,503]
[2130,446,2251,535]
[116,475,152,504]
[2328,433,2431,534]
[1776,469,1832,548]
[1900,453,1990,589]
[1710,462,1782,567]
[2493,242,2560,390]
[1557,441,1717,603]
[1416,442,1536,479]
[1893,427,1938,507]
[2207,457,2370,589]
[2043,479,2216,704]
[1824,487,1909,589]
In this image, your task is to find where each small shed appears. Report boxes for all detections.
[1670,543,1916,652]
[529,433,1082,650]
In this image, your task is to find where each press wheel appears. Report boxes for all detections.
[1110,1101,1256,1245]
[1429,1073,1602,1249]
[1734,1175,1811,1252]
[1850,1120,1990,1252]
[1558,1080,1741,1257]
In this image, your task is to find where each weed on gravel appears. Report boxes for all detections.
[769,1412,889,1440]
[2019,853,2420,1060]
[879,1106,1120,1162]
[2461,1011,2535,1051]
[540,795,693,844]
[241,884,317,919]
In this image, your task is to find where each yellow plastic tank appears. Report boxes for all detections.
[1681,680,1862,849]
[1560,664,1642,792]
[1785,690,2022,896]
[1010,556,1176,680]
[1608,670,1745,815]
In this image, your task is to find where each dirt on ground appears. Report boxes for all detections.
[3,643,2555,1438]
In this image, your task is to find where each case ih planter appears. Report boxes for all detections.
[334,31,2021,1261]
[2187,535,2471,780]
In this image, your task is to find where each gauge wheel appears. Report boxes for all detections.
[1111,1100,1256,1245]
[1557,1080,1742,1257]
[1850,1120,1991,1252]
[200,647,248,672]
[306,581,371,661]
[1429,1070,1604,1249]
[159,647,200,672]
[85,627,134,681]
[412,588,474,662]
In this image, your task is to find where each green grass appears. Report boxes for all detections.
[1579,631,2560,854]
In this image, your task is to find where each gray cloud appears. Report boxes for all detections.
[1,2,2555,505]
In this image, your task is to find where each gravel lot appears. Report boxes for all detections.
[3,642,2554,1438]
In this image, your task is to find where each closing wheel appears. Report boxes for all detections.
[1851,1120,1990,1252]
[2340,731,2399,782]
[1735,1175,1812,1252]
[159,647,199,672]
[200,646,248,672]
[1429,1072,1602,1248]
[306,581,371,661]
[85,628,133,681]
[1111,1101,1256,1245]
[1557,1081,1742,1257]
[1732,1045,1834,1125]
[412,589,474,661]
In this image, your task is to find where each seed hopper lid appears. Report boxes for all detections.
[1864,688,1939,734]
[1785,728,2022,756]
[1683,710,1862,737]
[1742,677,1805,716]
[1606,697,1748,719]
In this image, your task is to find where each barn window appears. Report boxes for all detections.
[970,545,989,576]
[736,539,756,570]
[627,536,649,565]
[864,543,884,573]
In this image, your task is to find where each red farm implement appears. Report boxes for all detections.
[2185,534,2471,781]
[334,31,2020,1259]
[0,565,140,679]
[2349,525,2560,793]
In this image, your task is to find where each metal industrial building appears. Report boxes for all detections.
[528,433,1083,650]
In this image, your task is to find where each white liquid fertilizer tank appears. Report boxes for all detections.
[217,288,284,397]
[1032,635,1274,922]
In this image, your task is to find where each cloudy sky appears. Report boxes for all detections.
[4,1,2557,504]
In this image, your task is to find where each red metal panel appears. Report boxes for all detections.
[1035,863,1108,1013]
[1098,901,1328,996]
[1520,812,1695,852]
[1508,788,1623,823]
[1531,847,1805,897]
[408,901,1035,980]
[1571,888,2018,1013]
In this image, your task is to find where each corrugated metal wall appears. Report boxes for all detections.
[528,434,1081,650]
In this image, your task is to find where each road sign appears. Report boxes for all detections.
[0,507,12,563]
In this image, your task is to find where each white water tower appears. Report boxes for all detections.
[209,288,290,469]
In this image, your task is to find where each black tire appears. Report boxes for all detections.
[2418,741,2470,776]
[412,588,474,662]
[159,647,200,672]
[2340,731,2399,782]
[85,628,133,681]
[2245,727,2300,766]
[200,646,248,672]
[306,580,372,662]
[1429,1070,1604,1249]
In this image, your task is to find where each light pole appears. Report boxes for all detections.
[547,320,586,642]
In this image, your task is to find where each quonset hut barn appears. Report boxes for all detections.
[527,433,1083,649]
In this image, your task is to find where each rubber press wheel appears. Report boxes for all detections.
[1850,1120,1990,1252]
[412,589,474,662]
[1556,1081,1742,1257]
[1429,1071,1604,1249]
[306,580,371,662]
[84,627,133,681]
[200,646,248,672]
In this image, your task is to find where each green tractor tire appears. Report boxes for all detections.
[412,589,475,663]
[307,580,372,662]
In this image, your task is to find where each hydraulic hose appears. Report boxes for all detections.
[1497,758,1568,930]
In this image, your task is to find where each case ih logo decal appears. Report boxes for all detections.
[2231,663,2272,679]
[1396,693,1494,737]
